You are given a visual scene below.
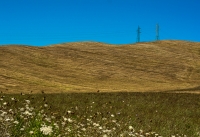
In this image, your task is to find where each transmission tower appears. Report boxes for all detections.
[136,26,141,43]
[156,24,159,41]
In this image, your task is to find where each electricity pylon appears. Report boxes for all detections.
[156,24,159,41]
[136,26,141,43]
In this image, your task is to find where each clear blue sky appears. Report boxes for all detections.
[0,0,199,46]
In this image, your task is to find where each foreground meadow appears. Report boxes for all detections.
[0,92,200,137]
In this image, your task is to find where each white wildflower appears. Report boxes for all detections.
[5,118,10,122]
[20,128,24,131]
[1,111,7,117]
[128,126,134,132]
[20,108,25,112]
[146,133,150,136]
[62,122,66,126]
[3,102,7,105]
[13,121,19,124]
[67,118,73,123]
[112,120,116,123]
[23,110,32,116]
[25,100,30,104]
[63,116,67,121]
[29,107,34,111]
[9,109,13,113]
[81,128,86,131]
[54,123,59,129]
[102,129,112,133]
[140,129,143,133]
[40,110,44,113]
[102,118,107,121]
[45,117,51,122]
[40,125,53,135]
[67,110,71,114]
[93,123,100,127]
[99,126,103,130]
[66,127,71,132]
[25,104,30,110]
[86,118,91,121]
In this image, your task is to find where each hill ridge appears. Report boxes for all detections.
[0,40,200,93]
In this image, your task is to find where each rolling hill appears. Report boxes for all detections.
[0,40,200,93]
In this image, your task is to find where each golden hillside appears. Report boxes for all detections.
[0,40,200,93]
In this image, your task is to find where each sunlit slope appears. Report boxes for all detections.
[0,40,200,93]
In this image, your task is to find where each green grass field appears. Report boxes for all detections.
[1,92,200,136]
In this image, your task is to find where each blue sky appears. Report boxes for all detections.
[0,0,199,46]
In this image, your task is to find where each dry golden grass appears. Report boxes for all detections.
[0,40,200,93]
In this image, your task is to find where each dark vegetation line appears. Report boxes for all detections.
[162,86,200,93]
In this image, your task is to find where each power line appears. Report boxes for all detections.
[1,24,164,44]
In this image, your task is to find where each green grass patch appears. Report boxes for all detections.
[0,92,200,136]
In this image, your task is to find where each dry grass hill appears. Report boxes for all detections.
[0,40,200,93]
